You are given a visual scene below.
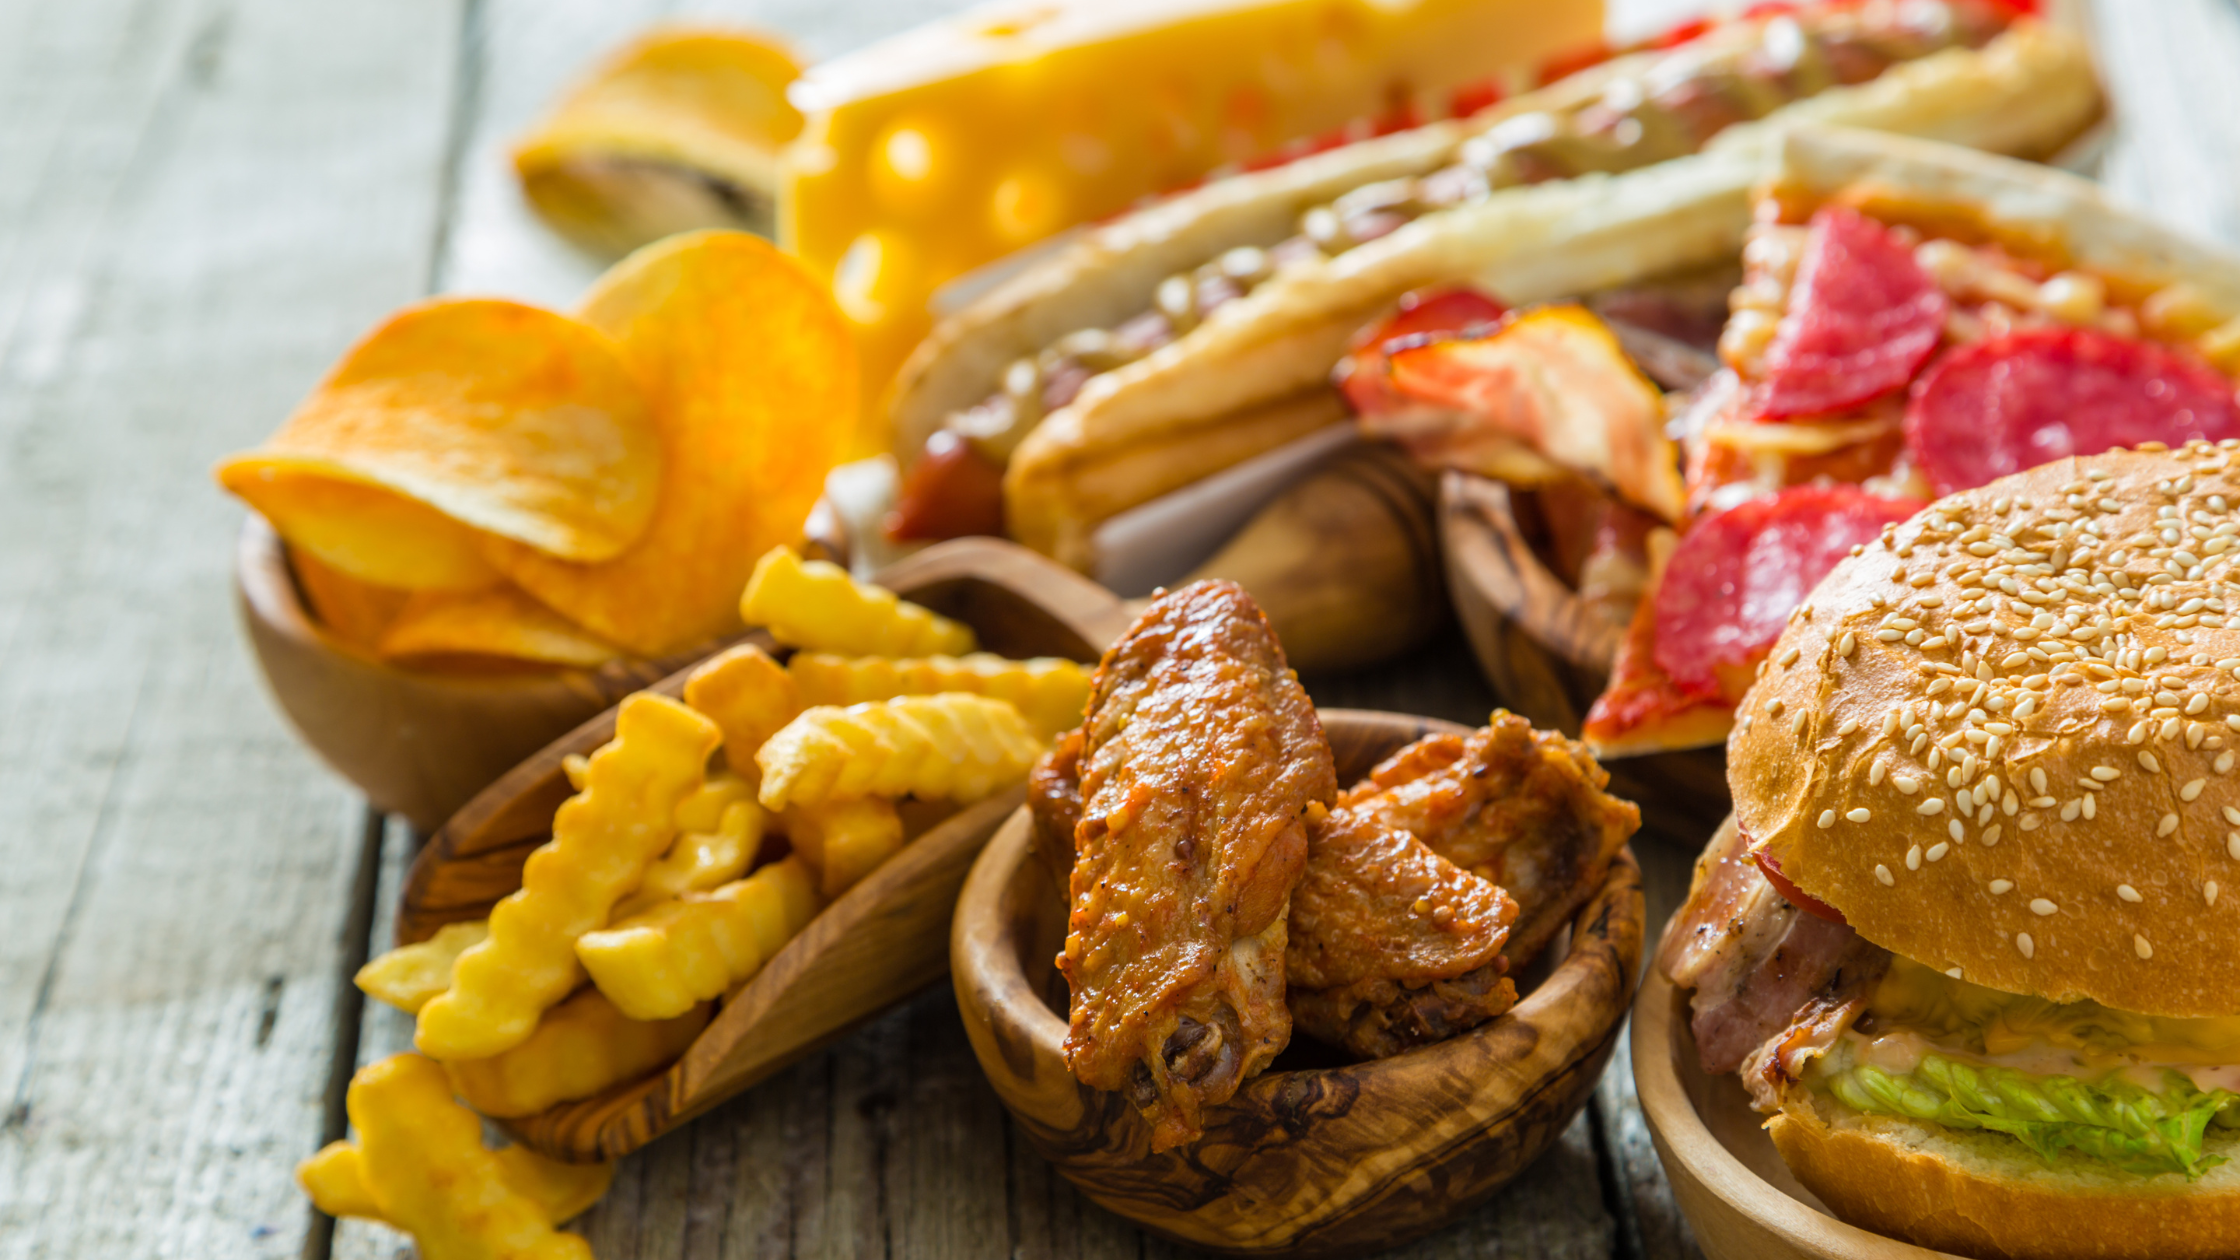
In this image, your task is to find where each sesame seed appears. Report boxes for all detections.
[1983,824,2003,845]
[2091,766,2121,781]
[2136,935,2154,960]
[1946,967,1965,979]
[1918,798,1946,816]
[1766,697,1785,716]
[2140,751,2162,773]
[1877,629,1904,642]
[2018,933,2036,959]
[2021,814,2042,831]
[1836,717,1859,737]
[1818,809,1836,829]
[2220,751,2236,773]
[1869,762,1886,786]
[1777,645,1800,667]
[2062,800,2082,821]
[1990,879,2014,893]
[2031,898,2058,916]
[2160,813,2181,836]
[1840,632,1857,657]
[1848,808,1872,823]
[2084,794,2098,820]
[1948,819,1965,841]
[2031,768,2049,793]
[2230,831,2240,859]
[2190,693,2212,715]
[1907,844,1923,870]
[2183,779,2207,801]
[1927,842,1950,862]
[1875,863,1895,886]
[2119,884,2144,902]
[1894,775,1920,795]
[2210,881,2222,906]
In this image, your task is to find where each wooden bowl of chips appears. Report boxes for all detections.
[393,535,1133,1162]
[1438,471,1730,841]
[1632,966,1932,1260]
[951,709,1646,1257]
[237,515,724,834]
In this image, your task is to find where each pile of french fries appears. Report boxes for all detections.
[300,546,1088,1257]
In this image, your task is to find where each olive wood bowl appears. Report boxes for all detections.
[396,536,1135,1162]
[1634,964,1950,1260]
[1437,470,1730,842]
[952,708,1646,1257]
[235,515,737,835]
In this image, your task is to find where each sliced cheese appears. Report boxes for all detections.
[780,0,1604,440]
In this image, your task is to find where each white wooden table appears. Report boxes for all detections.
[1,2,2235,1257]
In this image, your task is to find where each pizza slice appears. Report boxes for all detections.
[1582,125,2240,755]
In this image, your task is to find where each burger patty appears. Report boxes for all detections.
[1660,820,1891,1076]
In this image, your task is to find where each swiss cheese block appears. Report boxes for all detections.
[780,0,1604,444]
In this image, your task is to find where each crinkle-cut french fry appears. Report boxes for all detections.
[445,988,710,1118]
[739,545,975,658]
[299,1138,612,1227]
[575,857,821,1021]
[612,795,767,921]
[417,692,720,1060]
[299,1141,390,1222]
[682,643,799,775]
[336,1053,594,1259]
[673,770,754,833]
[789,652,1089,738]
[755,693,1044,810]
[783,798,905,899]
[356,920,489,1014]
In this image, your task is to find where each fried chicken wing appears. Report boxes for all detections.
[1058,580,1335,1151]
[1345,713,1639,968]
[1285,797,1519,1060]
[1026,728,1084,891]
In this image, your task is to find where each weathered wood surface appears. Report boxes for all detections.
[0,0,460,1255]
[6,0,2239,1257]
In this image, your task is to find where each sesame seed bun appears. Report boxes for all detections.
[1766,1085,2240,1260]
[1732,442,2240,1018]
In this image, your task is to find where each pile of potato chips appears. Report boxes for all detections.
[219,230,856,665]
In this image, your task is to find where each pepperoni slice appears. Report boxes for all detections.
[1904,325,2240,496]
[1755,205,1947,420]
[1651,484,1921,696]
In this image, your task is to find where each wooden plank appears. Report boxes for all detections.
[2084,0,2240,249]
[0,0,461,1254]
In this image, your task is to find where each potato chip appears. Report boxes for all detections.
[288,548,411,652]
[514,26,804,254]
[235,469,501,591]
[480,232,856,656]
[218,297,661,566]
[376,585,621,669]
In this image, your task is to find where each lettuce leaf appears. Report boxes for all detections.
[1816,1049,2239,1178]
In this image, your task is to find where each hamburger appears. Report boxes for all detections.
[1663,443,2240,1259]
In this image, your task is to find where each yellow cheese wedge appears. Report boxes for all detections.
[780,0,1604,446]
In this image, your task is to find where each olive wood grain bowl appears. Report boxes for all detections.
[1438,470,1729,842]
[1633,944,1949,1260]
[395,536,1135,1163]
[952,709,1647,1257]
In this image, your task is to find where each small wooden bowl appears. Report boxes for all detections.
[397,536,1135,1162]
[1632,964,1945,1260]
[235,515,721,835]
[1437,471,1730,839]
[952,709,1646,1257]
